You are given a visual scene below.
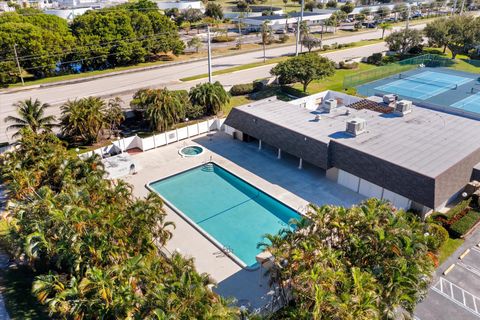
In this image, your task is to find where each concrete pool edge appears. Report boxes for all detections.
[145,161,305,271]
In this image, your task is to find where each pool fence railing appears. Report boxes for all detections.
[74,117,225,159]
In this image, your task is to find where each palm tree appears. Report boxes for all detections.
[144,88,185,132]
[105,97,125,138]
[189,82,230,116]
[261,20,272,63]
[378,22,393,39]
[60,97,107,145]
[5,98,56,138]
[187,36,202,53]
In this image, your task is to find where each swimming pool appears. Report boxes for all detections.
[148,163,301,268]
[375,71,473,100]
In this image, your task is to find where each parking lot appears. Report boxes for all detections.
[415,231,480,320]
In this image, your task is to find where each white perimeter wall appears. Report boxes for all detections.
[337,169,412,210]
[79,118,221,159]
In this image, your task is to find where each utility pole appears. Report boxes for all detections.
[237,12,244,49]
[207,25,212,84]
[295,0,304,56]
[13,43,24,86]
[405,5,411,30]
[452,0,457,15]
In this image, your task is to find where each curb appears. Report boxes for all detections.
[0,27,393,94]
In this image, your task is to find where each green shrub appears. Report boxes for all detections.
[281,85,308,97]
[322,44,330,51]
[185,104,205,119]
[426,223,449,252]
[211,35,235,43]
[446,199,471,219]
[366,53,383,65]
[450,210,480,238]
[230,83,254,96]
[339,61,358,69]
[253,80,264,92]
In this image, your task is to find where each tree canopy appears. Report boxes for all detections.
[205,2,224,20]
[425,15,480,59]
[60,97,109,145]
[5,98,56,138]
[262,199,436,320]
[385,28,423,55]
[270,53,335,92]
[189,81,230,115]
[0,0,184,84]
[0,130,237,319]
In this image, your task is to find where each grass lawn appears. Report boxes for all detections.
[438,237,464,265]
[294,62,377,94]
[423,47,480,73]
[181,39,383,82]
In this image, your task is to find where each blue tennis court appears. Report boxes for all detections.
[451,92,480,113]
[375,71,473,100]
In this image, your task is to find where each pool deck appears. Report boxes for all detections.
[122,131,364,311]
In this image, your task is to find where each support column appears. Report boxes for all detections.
[277,148,281,159]
[298,158,303,169]
[258,140,262,150]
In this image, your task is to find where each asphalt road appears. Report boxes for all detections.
[0,24,421,143]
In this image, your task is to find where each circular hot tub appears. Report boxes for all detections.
[179,145,205,157]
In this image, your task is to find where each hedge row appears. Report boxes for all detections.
[450,210,480,238]
[229,81,264,96]
[212,35,235,43]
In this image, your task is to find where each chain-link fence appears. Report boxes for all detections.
[343,54,455,89]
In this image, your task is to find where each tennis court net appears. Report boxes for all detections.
[398,74,458,90]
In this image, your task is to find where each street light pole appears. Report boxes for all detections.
[295,0,304,56]
[207,25,212,84]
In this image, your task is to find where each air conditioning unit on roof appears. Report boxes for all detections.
[395,100,412,116]
[346,118,366,136]
[383,94,397,104]
[323,98,337,113]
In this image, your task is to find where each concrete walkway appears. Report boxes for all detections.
[122,131,364,310]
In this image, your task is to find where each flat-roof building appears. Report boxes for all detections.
[224,91,480,213]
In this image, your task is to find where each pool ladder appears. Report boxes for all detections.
[202,162,214,172]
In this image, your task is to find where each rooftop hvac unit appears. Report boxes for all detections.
[323,98,337,113]
[346,118,366,136]
[383,94,397,104]
[395,100,412,116]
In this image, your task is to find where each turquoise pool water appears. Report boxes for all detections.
[148,163,301,267]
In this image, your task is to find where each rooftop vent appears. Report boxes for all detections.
[323,98,337,113]
[346,118,366,136]
[394,100,412,116]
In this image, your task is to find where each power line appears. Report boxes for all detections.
[0,45,168,74]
